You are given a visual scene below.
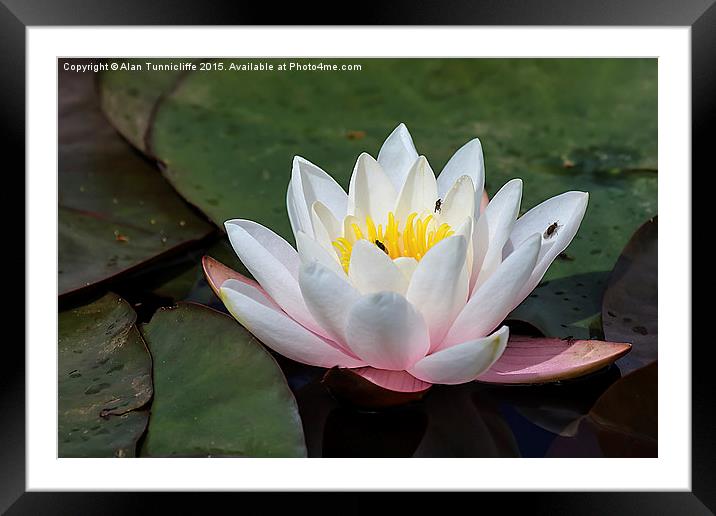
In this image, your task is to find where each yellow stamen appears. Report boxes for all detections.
[333,211,455,273]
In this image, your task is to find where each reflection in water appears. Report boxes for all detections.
[323,407,428,457]
[548,363,657,457]
[413,383,519,457]
[291,361,656,457]
[483,365,621,438]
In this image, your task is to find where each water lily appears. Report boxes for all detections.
[218,124,588,392]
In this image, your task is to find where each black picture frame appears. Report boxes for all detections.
[4,1,708,513]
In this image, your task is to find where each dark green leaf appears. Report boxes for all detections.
[58,293,152,457]
[139,303,306,457]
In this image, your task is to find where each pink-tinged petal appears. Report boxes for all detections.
[440,233,541,350]
[295,231,344,278]
[225,219,321,334]
[351,367,432,392]
[410,326,509,385]
[377,123,419,192]
[480,189,490,213]
[471,179,523,294]
[506,191,589,301]
[406,235,469,347]
[437,138,485,210]
[348,152,397,223]
[476,336,632,384]
[394,156,438,222]
[220,279,365,368]
[202,256,266,300]
[321,367,431,409]
[348,240,408,295]
[299,262,360,347]
[344,291,430,370]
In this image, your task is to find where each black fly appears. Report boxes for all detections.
[375,240,389,255]
[434,198,442,213]
[544,222,559,239]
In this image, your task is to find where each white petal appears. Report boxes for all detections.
[437,138,485,214]
[348,240,408,295]
[507,191,589,300]
[292,156,347,225]
[471,179,523,294]
[377,123,419,192]
[342,214,361,244]
[299,262,361,347]
[406,236,469,347]
[439,175,475,230]
[348,152,397,224]
[287,179,309,238]
[409,326,509,385]
[393,257,418,283]
[311,201,342,245]
[221,280,364,368]
[394,156,438,222]
[440,233,541,349]
[344,291,430,370]
[453,216,474,290]
[295,231,344,278]
[225,219,320,334]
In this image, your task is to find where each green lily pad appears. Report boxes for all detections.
[602,217,658,374]
[508,271,609,339]
[59,293,153,457]
[59,60,214,296]
[98,58,185,152]
[139,303,306,457]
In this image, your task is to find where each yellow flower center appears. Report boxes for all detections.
[332,211,455,273]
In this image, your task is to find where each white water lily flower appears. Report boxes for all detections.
[220,124,588,391]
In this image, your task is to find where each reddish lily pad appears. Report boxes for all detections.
[477,336,631,385]
[602,217,658,375]
[59,60,214,297]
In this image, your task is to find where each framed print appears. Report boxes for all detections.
[4,0,710,513]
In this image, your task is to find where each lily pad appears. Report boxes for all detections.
[508,271,610,339]
[98,58,185,152]
[139,303,306,457]
[58,293,152,457]
[59,60,214,296]
[602,217,658,374]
